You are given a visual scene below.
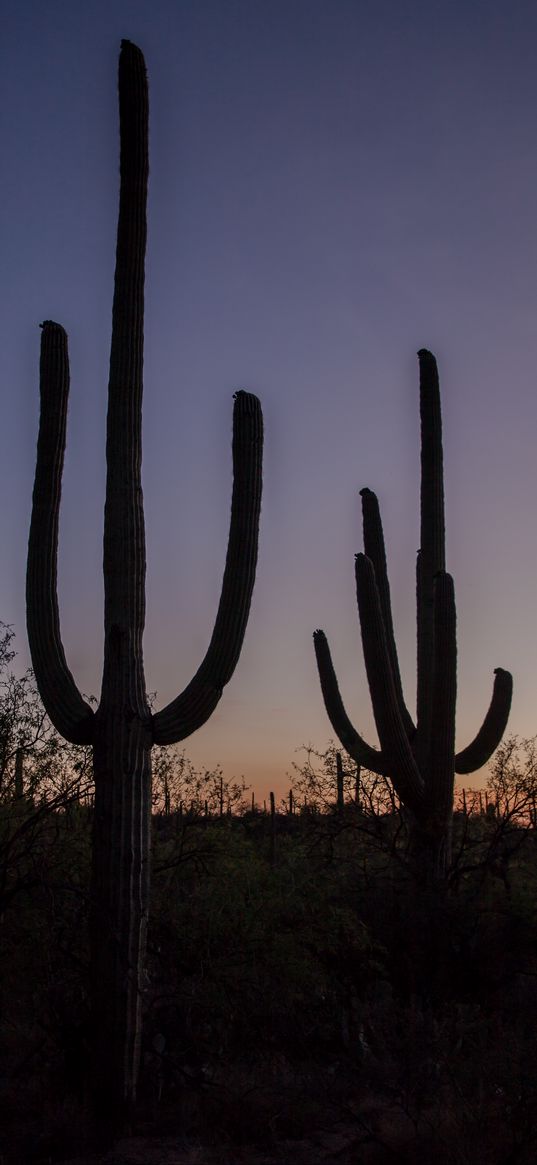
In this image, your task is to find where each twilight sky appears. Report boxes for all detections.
[2,0,537,800]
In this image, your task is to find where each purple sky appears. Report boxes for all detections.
[2,0,536,800]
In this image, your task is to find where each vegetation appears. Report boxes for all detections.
[313,350,512,884]
[26,41,262,1131]
[1,636,536,1162]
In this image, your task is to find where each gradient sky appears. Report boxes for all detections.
[2,0,537,801]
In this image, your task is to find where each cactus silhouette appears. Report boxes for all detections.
[26,41,263,1126]
[313,350,511,882]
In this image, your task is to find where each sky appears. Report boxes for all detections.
[2,0,537,802]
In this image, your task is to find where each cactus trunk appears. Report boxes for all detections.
[90,717,151,1124]
[90,40,150,1126]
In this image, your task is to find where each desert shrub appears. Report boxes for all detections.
[1,727,537,1160]
[145,821,384,1080]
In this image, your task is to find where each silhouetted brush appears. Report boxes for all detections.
[26,40,263,1131]
[313,350,511,882]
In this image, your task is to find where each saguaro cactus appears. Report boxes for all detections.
[313,351,511,882]
[26,41,263,1127]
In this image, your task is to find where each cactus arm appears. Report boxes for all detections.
[26,322,94,745]
[313,628,387,772]
[355,553,424,811]
[416,348,445,761]
[360,488,416,739]
[427,572,457,817]
[153,390,263,745]
[454,667,513,774]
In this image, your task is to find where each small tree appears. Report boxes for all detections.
[0,627,93,917]
[290,742,370,815]
[152,747,250,818]
[486,736,537,829]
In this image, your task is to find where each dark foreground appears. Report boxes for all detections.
[3,790,537,1165]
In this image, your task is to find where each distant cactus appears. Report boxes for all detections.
[26,41,263,1128]
[270,790,276,866]
[314,351,511,882]
[336,751,344,814]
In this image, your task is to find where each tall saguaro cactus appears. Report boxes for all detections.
[313,351,511,882]
[27,41,263,1126]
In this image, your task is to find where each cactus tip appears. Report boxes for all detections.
[119,39,146,66]
[40,320,67,338]
[233,389,262,414]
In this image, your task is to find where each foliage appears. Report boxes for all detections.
[152,747,250,818]
[0,624,92,807]
[486,735,537,828]
[290,740,399,817]
[0,626,92,918]
[1,691,537,1161]
[148,823,384,1067]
